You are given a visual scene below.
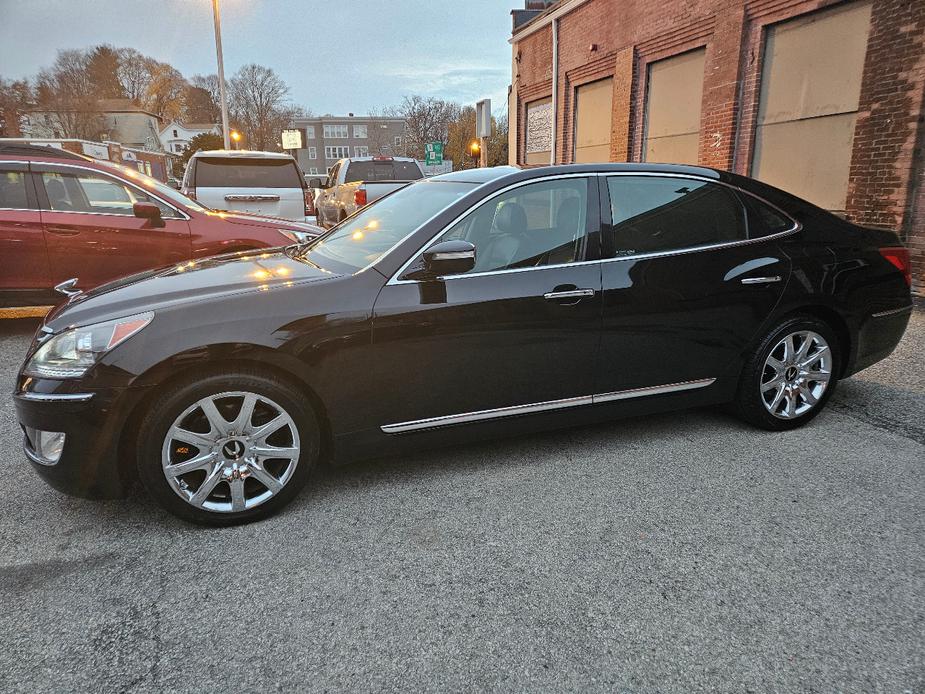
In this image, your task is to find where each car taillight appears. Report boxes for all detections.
[182,187,196,201]
[304,189,313,215]
[354,187,367,207]
[879,246,911,286]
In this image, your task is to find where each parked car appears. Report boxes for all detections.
[181,149,314,223]
[0,143,321,307]
[313,156,424,228]
[14,163,912,525]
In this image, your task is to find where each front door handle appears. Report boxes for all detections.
[543,288,596,300]
[741,275,782,285]
[45,226,80,236]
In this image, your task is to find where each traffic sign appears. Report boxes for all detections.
[424,141,443,165]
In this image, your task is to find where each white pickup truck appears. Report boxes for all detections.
[311,156,425,228]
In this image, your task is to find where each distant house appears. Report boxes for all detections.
[159,121,220,155]
[22,98,164,151]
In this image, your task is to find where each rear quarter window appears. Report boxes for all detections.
[194,157,302,188]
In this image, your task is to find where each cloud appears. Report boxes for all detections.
[381,63,510,110]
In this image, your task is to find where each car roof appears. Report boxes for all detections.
[0,142,90,162]
[345,156,418,162]
[192,149,295,160]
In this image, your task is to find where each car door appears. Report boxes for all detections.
[34,164,191,289]
[0,161,51,304]
[597,174,792,394]
[370,175,603,432]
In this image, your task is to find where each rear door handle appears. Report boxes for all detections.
[741,276,781,285]
[45,226,80,236]
[543,288,596,300]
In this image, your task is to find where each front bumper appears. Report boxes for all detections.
[13,383,149,499]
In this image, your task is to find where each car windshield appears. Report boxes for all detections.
[344,160,424,183]
[302,180,476,273]
[99,162,210,212]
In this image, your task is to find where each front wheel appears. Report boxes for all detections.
[137,370,319,525]
[734,316,840,430]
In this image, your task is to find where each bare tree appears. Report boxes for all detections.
[0,77,33,137]
[228,64,293,151]
[184,74,221,123]
[143,61,186,121]
[388,95,461,160]
[34,49,104,139]
[116,48,152,101]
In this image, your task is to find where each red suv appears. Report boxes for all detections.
[0,144,322,307]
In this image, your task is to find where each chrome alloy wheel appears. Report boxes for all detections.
[161,391,301,513]
[760,330,832,420]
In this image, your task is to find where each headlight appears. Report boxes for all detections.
[24,312,154,378]
[279,229,316,244]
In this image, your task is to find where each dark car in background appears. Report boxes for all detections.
[13,163,912,525]
[0,144,321,307]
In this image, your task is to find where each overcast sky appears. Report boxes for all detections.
[0,0,515,116]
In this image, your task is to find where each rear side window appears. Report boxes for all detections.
[606,176,746,256]
[344,160,423,183]
[0,170,28,209]
[194,157,302,188]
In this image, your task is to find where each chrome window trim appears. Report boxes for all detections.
[0,207,38,212]
[32,162,191,221]
[384,171,801,286]
[381,377,715,434]
[15,392,94,402]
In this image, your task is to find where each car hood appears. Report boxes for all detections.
[44,248,339,330]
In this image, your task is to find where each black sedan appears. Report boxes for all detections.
[13,164,913,524]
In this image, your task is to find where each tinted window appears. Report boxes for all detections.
[607,176,746,256]
[0,170,28,209]
[744,195,795,238]
[41,171,180,218]
[344,160,424,183]
[194,157,302,188]
[304,181,475,274]
[430,178,588,274]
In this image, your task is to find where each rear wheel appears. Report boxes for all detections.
[734,316,839,430]
[137,370,319,525]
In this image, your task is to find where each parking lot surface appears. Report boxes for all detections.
[0,309,922,693]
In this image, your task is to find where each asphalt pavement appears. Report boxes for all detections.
[0,309,922,693]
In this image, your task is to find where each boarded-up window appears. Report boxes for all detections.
[643,49,705,164]
[525,97,553,165]
[751,2,872,212]
[573,78,613,163]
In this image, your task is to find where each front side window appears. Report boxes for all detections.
[41,171,180,218]
[606,176,746,256]
[428,177,589,274]
[303,181,475,274]
[0,170,29,209]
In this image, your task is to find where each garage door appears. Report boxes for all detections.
[643,49,706,165]
[751,2,872,212]
[573,78,613,163]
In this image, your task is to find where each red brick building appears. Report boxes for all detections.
[508,0,925,294]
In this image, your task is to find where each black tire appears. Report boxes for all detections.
[136,369,320,526]
[733,315,841,431]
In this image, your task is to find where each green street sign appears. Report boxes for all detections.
[424,141,443,165]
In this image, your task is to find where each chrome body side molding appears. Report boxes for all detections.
[381,378,716,434]
[871,305,913,318]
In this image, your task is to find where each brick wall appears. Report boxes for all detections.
[512,0,925,293]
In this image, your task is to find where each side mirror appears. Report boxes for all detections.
[408,240,476,280]
[309,177,322,189]
[133,201,163,224]
[167,179,181,190]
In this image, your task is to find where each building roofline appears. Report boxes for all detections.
[509,0,591,43]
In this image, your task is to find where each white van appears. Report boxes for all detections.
[181,150,311,222]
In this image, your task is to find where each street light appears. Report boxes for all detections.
[231,130,241,149]
[211,0,231,149]
[468,140,481,167]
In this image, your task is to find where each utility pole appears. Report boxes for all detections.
[212,0,231,149]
